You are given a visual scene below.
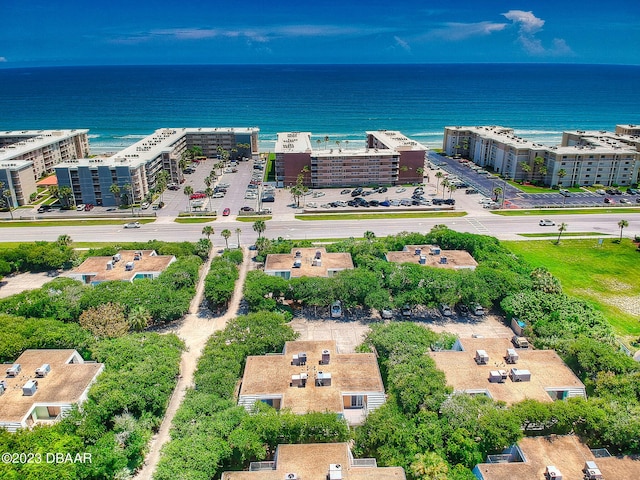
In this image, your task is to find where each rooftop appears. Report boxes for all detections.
[366,130,427,151]
[239,340,384,415]
[429,337,585,404]
[475,435,640,480]
[0,129,89,162]
[264,248,354,278]
[385,245,478,270]
[0,349,103,424]
[67,250,176,283]
[275,131,313,154]
[221,443,406,480]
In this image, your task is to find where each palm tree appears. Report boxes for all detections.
[557,168,567,186]
[57,234,72,246]
[221,229,231,249]
[235,227,242,247]
[324,135,329,149]
[156,170,169,203]
[520,162,532,182]
[434,171,443,192]
[204,176,212,188]
[441,178,450,197]
[416,167,424,178]
[184,185,194,212]
[201,225,214,240]
[316,138,322,149]
[534,156,545,182]
[335,140,341,151]
[128,305,151,332]
[618,219,629,242]
[58,185,74,209]
[253,219,266,238]
[364,231,376,243]
[1,184,14,220]
[448,183,457,198]
[205,187,214,210]
[109,183,121,207]
[556,222,567,244]
[492,186,503,203]
[123,183,134,216]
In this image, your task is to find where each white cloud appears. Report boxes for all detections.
[502,10,545,34]
[430,21,507,41]
[0,57,6,62]
[502,10,573,56]
[393,36,411,53]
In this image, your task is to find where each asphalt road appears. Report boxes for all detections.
[1,212,638,247]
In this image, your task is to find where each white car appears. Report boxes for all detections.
[539,219,555,226]
[312,191,326,198]
[396,187,406,193]
[595,189,606,195]
[76,204,86,211]
[140,202,150,209]
[306,202,318,208]
[124,222,141,229]
[212,192,225,198]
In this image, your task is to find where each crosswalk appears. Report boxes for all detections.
[466,217,491,235]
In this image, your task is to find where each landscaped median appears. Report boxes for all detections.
[295,211,467,221]
[492,207,640,216]
[0,218,157,227]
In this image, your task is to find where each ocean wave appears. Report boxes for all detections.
[114,134,148,139]
[408,131,446,137]
[87,134,101,139]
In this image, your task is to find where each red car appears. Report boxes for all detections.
[222,208,230,216]
[190,193,207,200]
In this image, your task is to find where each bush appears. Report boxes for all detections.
[204,257,239,309]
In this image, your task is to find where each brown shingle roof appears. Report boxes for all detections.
[67,250,175,283]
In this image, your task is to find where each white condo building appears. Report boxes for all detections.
[443,125,640,187]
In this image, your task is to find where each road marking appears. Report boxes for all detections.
[466,217,490,234]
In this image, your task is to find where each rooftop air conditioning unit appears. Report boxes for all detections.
[505,349,519,364]
[293,259,302,268]
[329,463,343,479]
[23,379,38,396]
[35,363,51,378]
[439,257,448,264]
[0,380,6,395]
[583,461,603,480]
[545,465,562,479]
[6,364,21,377]
[475,350,489,365]
[284,473,298,480]
[106,261,113,270]
[321,350,330,365]
[113,253,121,262]
[125,262,135,271]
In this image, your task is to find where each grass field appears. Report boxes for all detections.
[174,217,215,224]
[518,232,610,238]
[0,219,156,228]
[295,211,467,221]
[503,238,640,338]
[492,207,640,216]
[236,216,272,222]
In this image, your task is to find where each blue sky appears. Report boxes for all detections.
[1,0,638,67]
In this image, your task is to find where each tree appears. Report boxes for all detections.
[253,220,266,238]
[156,170,170,203]
[235,228,242,247]
[1,187,14,220]
[492,186,503,205]
[324,135,329,149]
[520,162,532,182]
[556,222,567,244]
[435,171,444,192]
[221,229,231,249]
[202,225,214,240]
[364,231,376,243]
[441,178,450,197]
[416,167,424,178]
[534,156,545,182]
[128,305,151,332]
[110,183,121,207]
[57,185,74,209]
[57,234,72,246]
[557,168,567,186]
[290,173,308,207]
[183,186,194,212]
[448,183,457,198]
[617,219,629,242]
[79,302,129,338]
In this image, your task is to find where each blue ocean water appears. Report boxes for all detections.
[0,64,638,153]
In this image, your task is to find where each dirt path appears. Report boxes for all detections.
[135,247,251,480]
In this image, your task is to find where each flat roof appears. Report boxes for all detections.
[429,338,585,404]
[239,340,384,415]
[67,250,175,283]
[0,129,89,162]
[445,125,638,155]
[275,131,313,153]
[222,443,406,479]
[0,349,103,423]
[264,248,354,278]
[476,435,640,480]
[385,245,478,270]
[366,130,427,151]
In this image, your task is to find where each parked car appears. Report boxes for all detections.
[539,219,555,226]
[37,205,52,213]
[378,187,388,193]
[620,198,631,204]
[124,222,141,229]
[456,304,470,316]
[604,197,615,204]
[167,183,180,190]
[512,335,529,349]
[381,308,394,319]
[76,204,86,211]
[141,202,150,209]
[595,189,606,195]
[306,202,317,208]
[379,200,391,207]
[240,206,254,212]
[222,207,230,216]
[396,187,406,193]
[465,188,479,194]
[439,304,453,317]
[312,191,325,198]
[84,203,94,211]
[351,187,363,197]
[212,192,225,198]
[190,193,206,200]
[559,189,571,197]
[340,189,351,194]
[330,301,342,318]
[473,304,485,316]
[401,304,412,317]
[261,195,275,202]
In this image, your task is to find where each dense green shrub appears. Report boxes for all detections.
[204,256,239,309]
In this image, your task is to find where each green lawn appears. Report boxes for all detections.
[518,232,609,238]
[236,215,272,222]
[504,180,583,194]
[0,219,156,227]
[503,238,640,338]
[295,211,467,221]
[174,217,215,224]
[492,207,640,216]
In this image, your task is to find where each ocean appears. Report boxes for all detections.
[0,63,638,153]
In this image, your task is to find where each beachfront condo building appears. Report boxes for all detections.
[55,127,259,207]
[274,130,426,187]
[443,125,640,187]
[0,129,89,206]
